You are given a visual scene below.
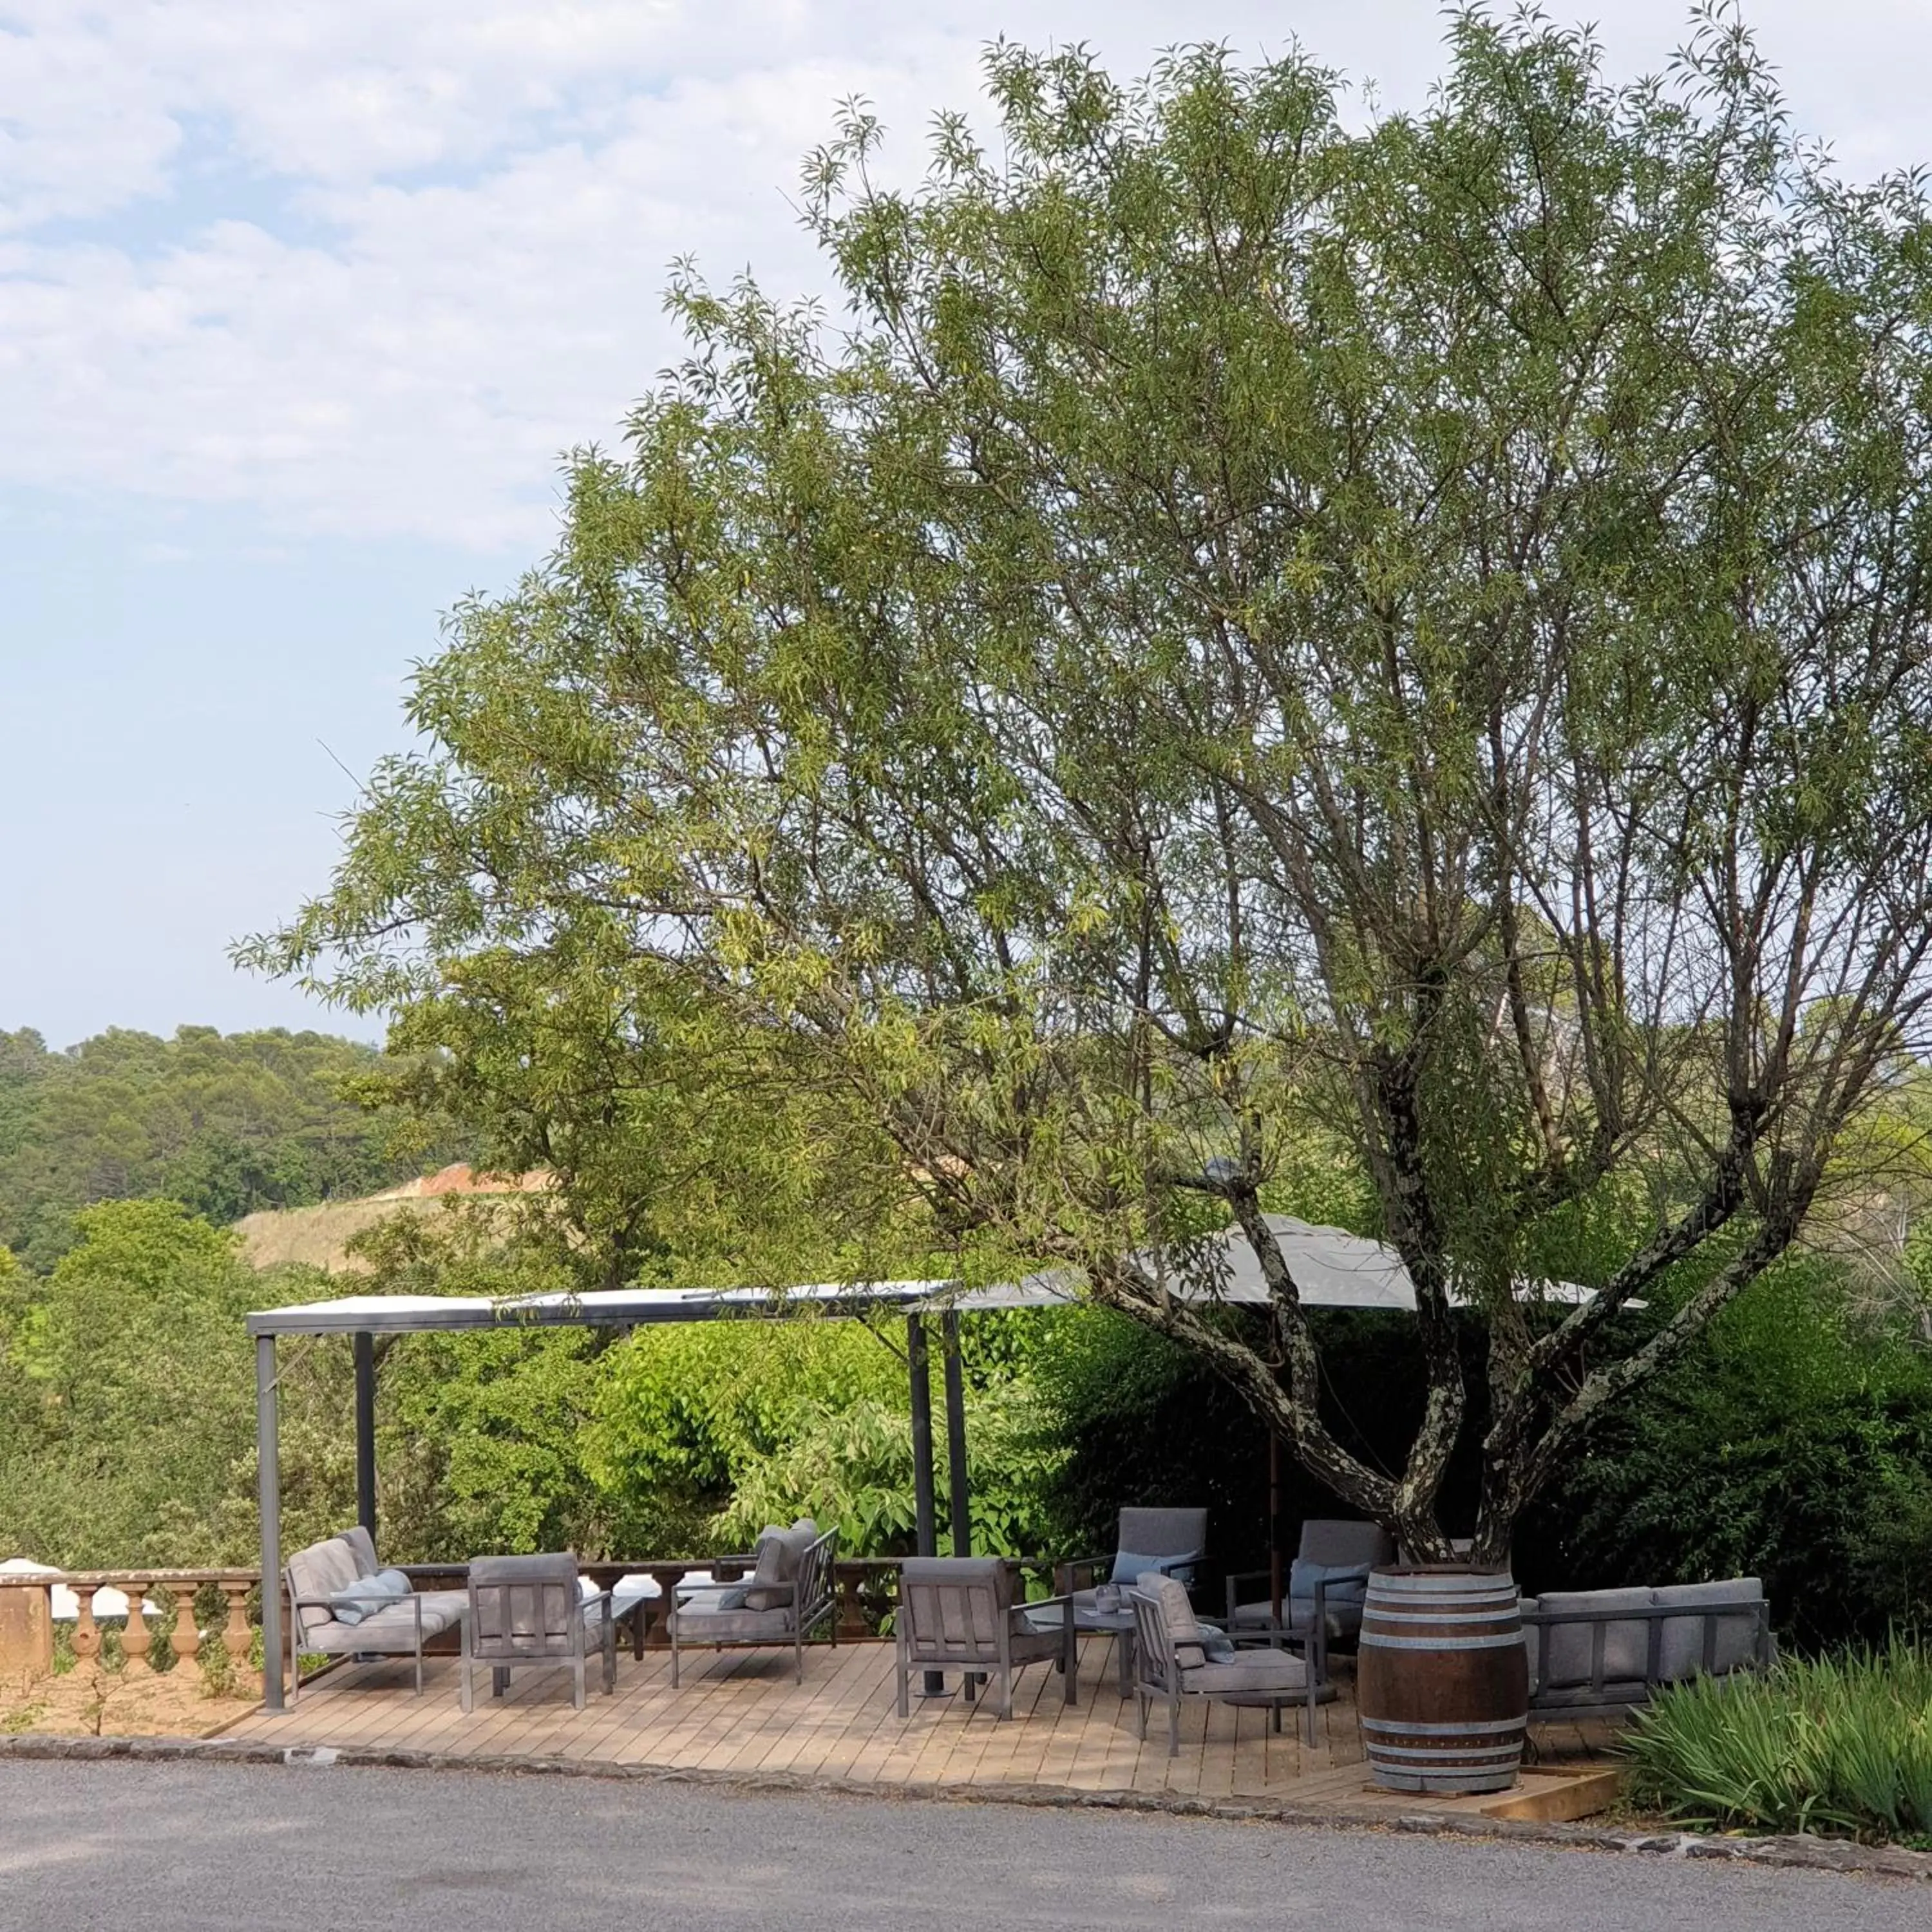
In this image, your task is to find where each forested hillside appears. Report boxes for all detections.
[0,1025,450,1270]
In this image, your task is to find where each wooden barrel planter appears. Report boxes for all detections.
[1356,1566,1528,1795]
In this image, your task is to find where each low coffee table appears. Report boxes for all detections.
[1026,1590,1141,1696]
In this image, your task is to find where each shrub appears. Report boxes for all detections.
[714,1379,1065,1558]
[1624,1638,1932,1843]
[1518,1260,1932,1643]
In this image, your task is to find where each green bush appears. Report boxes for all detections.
[590,1312,1065,1558]
[1624,1638,1932,1843]
[1518,1261,1932,1644]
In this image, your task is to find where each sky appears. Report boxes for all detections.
[5,1,1932,1051]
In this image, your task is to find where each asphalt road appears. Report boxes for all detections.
[0,1760,1916,1929]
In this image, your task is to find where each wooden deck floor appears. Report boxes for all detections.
[220,1636,1611,1819]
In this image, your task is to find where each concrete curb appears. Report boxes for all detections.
[3,1732,1928,1885]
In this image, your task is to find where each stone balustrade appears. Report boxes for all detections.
[5,1552,1062,1687]
[0,1571,260,1689]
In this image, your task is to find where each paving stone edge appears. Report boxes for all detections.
[2,1732,1927,1884]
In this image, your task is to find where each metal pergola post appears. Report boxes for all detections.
[942,1309,971,1557]
[906,1312,945,1696]
[256,1333,283,1713]
[354,1330,377,1543]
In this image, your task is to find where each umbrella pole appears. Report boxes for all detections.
[1268,1430,1283,1625]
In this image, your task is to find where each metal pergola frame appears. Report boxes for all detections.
[244,1217,1597,1710]
[244,1281,1003,1711]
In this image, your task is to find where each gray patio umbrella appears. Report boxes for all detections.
[949,1217,1604,1624]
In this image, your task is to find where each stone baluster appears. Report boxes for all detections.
[170,1582,202,1677]
[644,1565,688,1649]
[222,1582,256,1688]
[119,1579,152,1666]
[71,1585,101,1663]
[834,1562,872,1642]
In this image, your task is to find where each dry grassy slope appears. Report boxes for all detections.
[234,1165,550,1273]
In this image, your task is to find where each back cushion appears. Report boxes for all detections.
[750,1528,790,1584]
[1137,1572,1204,1650]
[745,1528,799,1611]
[1537,1586,1653,1687]
[1654,1579,1764,1680]
[336,1526,379,1578]
[1298,1520,1395,1569]
[287,1539,361,1629]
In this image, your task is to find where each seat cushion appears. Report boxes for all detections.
[310,1595,453,1653]
[1186,1651,1309,1696]
[672,1605,794,1642]
[413,1587,468,1634]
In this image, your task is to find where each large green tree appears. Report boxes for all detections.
[254,12,1932,1560]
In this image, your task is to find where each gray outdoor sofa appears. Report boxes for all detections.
[668,1519,838,1685]
[283,1526,469,1703]
[1522,1576,1773,1723]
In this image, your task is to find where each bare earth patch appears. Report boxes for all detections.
[1,1665,258,1739]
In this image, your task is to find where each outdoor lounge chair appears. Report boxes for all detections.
[282,1526,469,1705]
[1131,1571,1328,1751]
[895,1556,1076,1719]
[1520,1577,1773,1724]
[460,1552,614,1712]
[1224,1517,1395,1648]
[668,1519,838,1686]
[1056,1505,1209,1608]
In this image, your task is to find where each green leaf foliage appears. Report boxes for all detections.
[248,13,1932,1556]
[1522,1260,1932,1645]
[1625,1638,1932,1843]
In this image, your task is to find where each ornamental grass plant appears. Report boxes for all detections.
[1623,1638,1932,1844]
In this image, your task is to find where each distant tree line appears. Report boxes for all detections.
[0,1024,454,1271]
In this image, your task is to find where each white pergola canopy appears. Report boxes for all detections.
[245,1215,1596,1336]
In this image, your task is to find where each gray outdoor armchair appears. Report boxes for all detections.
[895,1557,1076,1719]
[460,1553,615,1712]
[1056,1505,1209,1605]
[1132,1571,1328,1752]
[1225,1517,1395,1649]
[668,1520,838,1686]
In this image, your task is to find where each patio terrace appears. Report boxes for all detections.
[218,1633,1618,1822]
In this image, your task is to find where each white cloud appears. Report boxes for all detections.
[3,1,1931,549]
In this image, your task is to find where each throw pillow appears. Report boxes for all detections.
[330,1571,406,1627]
[1111,1549,1196,1587]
